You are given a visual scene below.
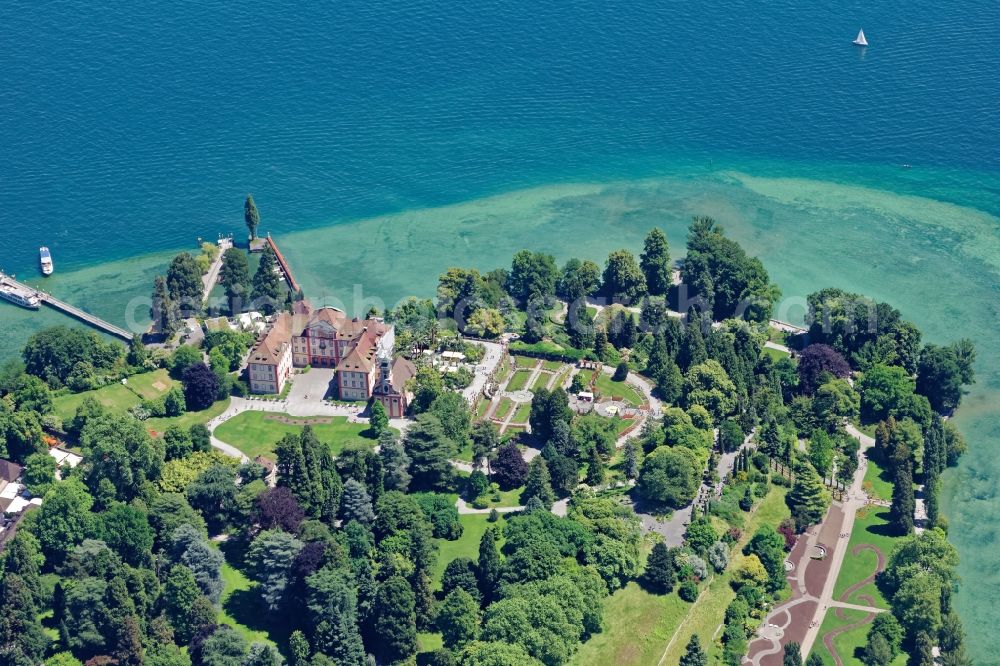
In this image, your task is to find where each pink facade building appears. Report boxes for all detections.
[249,306,414,414]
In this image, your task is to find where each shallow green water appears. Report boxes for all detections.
[1,166,998,651]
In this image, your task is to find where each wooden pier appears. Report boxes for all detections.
[265,234,300,294]
[0,273,133,342]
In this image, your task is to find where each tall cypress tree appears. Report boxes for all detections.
[275,434,312,513]
[411,568,435,632]
[521,456,556,509]
[373,576,417,664]
[786,462,830,531]
[151,275,179,335]
[924,475,939,527]
[219,248,251,314]
[640,227,672,296]
[593,325,610,360]
[641,542,677,594]
[889,442,915,535]
[585,446,606,486]
[623,440,640,480]
[251,245,281,314]
[245,194,260,240]
[679,318,708,371]
[645,334,670,383]
[477,528,501,604]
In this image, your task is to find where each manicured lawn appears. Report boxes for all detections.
[125,368,178,400]
[811,608,906,666]
[145,398,231,436]
[512,402,532,423]
[496,355,513,385]
[542,359,563,371]
[762,346,791,361]
[531,370,553,390]
[219,562,275,646]
[430,514,500,589]
[863,457,893,502]
[454,439,474,462]
[418,631,444,653]
[475,398,492,419]
[614,417,634,437]
[484,485,525,508]
[214,410,378,458]
[593,372,643,407]
[506,369,533,391]
[831,506,902,609]
[494,397,515,420]
[514,355,538,369]
[52,383,141,422]
[52,383,229,439]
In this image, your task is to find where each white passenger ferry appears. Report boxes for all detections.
[0,273,41,309]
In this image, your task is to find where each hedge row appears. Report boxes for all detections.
[509,341,597,363]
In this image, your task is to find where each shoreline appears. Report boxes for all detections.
[2,166,1000,656]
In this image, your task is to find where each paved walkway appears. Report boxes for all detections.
[747,424,875,665]
[764,340,792,355]
[201,238,232,304]
[461,340,504,404]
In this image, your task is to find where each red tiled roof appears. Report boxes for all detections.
[0,460,22,484]
[249,313,292,366]
[337,330,378,373]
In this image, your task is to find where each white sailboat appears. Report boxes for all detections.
[853,28,868,46]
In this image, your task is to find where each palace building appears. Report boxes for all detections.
[247,306,414,414]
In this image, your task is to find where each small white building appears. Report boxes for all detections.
[50,448,83,479]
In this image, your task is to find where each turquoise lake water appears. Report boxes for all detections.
[1,0,998,656]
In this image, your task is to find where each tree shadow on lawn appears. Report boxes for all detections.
[220,537,249,568]
[865,510,900,538]
[224,580,296,650]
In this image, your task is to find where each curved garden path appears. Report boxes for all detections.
[838,543,886,603]
[817,543,886,665]
[822,606,877,666]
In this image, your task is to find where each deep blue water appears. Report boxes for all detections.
[2,0,999,275]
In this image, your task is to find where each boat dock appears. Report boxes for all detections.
[265,234,300,294]
[0,272,133,342]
